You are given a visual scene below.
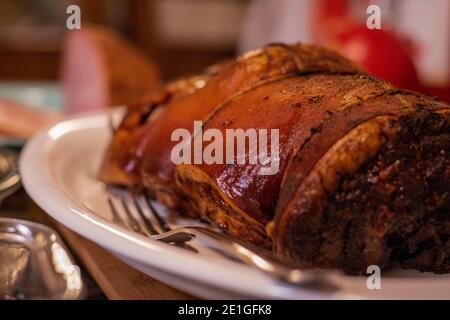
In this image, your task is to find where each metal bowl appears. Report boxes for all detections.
[0,218,85,299]
[0,148,21,202]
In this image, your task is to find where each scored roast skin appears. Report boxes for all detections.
[101,43,450,274]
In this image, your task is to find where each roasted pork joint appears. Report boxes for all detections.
[273,107,450,274]
[101,43,450,274]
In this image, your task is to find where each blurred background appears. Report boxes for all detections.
[0,0,242,81]
[0,0,447,301]
[0,0,448,127]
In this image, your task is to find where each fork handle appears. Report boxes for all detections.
[175,226,338,290]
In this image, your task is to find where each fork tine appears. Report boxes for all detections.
[108,191,196,248]
[130,191,197,249]
[130,193,160,236]
[120,195,149,235]
[143,190,171,232]
[108,197,125,226]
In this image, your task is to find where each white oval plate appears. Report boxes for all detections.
[20,110,450,299]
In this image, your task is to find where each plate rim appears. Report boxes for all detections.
[20,110,336,300]
[20,110,450,300]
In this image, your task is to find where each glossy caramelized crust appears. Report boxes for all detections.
[101,42,450,274]
[176,74,393,246]
[99,71,215,188]
[273,96,450,274]
[101,43,362,203]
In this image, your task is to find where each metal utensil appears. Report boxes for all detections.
[108,190,338,291]
[0,218,85,299]
[0,148,21,202]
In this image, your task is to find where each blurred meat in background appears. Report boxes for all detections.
[62,26,160,113]
[0,0,448,139]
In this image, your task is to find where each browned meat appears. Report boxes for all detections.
[101,43,450,274]
[100,62,226,189]
[62,25,160,113]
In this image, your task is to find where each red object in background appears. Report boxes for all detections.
[335,26,422,92]
[312,0,420,91]
[311,0,450,102]
[311,0,355,45]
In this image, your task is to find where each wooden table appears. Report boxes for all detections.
[1,189,194,300]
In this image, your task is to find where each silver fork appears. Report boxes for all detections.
[108,190,338,290]
[108,194,197,252]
